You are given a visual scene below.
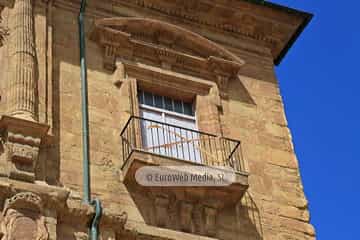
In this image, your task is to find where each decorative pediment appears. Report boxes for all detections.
[91,18,245,94]
[91,0,312,65]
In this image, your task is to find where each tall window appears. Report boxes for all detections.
[138,90,201,163]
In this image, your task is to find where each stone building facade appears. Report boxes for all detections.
[0,0,315,239]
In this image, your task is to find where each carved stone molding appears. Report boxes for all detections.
[0,6,9,47]
[0,192,48,240]
[127,185,231,238]
[110,0,311,64]
[0,115,50,182]
[91,17,244,95]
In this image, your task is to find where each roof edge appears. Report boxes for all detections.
[242,0,313,65]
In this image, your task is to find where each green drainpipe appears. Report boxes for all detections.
[78,0,102,239]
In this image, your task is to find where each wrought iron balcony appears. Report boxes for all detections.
[120,115,249,217]
[120,116,246,172]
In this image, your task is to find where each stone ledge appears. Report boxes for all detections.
[64,195,128,229]
[124,220,218,240]
[0,178,69,208]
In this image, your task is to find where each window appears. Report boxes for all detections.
[138,90,201,163]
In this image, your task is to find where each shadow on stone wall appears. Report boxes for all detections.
[126,185,264,240]
[49,16,113,188]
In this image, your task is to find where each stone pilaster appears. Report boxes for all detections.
[7,0,37,121]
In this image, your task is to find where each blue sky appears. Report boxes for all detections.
[270,1,360,239]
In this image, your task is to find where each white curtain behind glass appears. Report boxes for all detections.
[140,108,201,163]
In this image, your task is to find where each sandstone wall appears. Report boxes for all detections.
[0,0,315,239]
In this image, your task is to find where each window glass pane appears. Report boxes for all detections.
[164,97,173,111]
[144,92,154,106]
[174,100,183,114]
[139,90,195,117]
[154,95,163,109]
[183,102,193,116]
[138,90,144,104]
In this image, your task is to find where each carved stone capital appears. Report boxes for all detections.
[0,115,49,182]
[0,192,48,240]
[0,25,8,47]
[0,5,9,47]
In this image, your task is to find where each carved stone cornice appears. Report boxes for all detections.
[91,18,244,95]
[0,115,50,182]
[102,0,311,64]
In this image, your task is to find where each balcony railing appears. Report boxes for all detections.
[120,116,246,172]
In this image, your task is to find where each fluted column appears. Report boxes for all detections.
[0,6,6,47]
[7,0,37,121]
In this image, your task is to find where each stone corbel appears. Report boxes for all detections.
[113,61,127,88]
[104,45,117,71]
[0,192,49,240]
[203,206,217,237]
[209,85,222,108]
[154,195,169,227]
[179,201,194,233]
[208,56,243,98]
[215,74,231,98]
[0,115,50,182]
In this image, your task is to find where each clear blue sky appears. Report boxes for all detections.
[270,1,360,239]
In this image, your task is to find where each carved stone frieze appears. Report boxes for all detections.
[0,192,48,240]
[126,186,228,238]
[91,18,244,95]
[0,115,50,182]
[113,0,309,63]
[5,133,41,182]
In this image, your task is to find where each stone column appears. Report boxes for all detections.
[7,0,37,121]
